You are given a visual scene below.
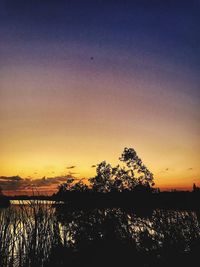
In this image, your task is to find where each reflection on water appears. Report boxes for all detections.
[0,201,200,267]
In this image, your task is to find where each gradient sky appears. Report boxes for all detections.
[0,0,200,192]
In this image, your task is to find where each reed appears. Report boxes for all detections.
[0,203,199,267]
[0,201,63,267]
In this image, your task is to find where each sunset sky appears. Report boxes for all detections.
[0,0,200,194]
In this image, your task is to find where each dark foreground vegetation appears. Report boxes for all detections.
[0,195,10,208]
[0,187,10,208]
[0,202,200,267]
[53,190,200,210]
[1,148,200,267]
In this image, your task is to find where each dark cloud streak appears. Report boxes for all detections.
[66,166,76,169]
[0,175,77,194]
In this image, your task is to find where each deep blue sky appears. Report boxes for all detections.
[1,0,200,68]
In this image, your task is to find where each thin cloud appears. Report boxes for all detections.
[66,166,76,169]
[0,175,78,194]
[0,176,22,181]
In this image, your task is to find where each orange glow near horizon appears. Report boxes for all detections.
[0,41,199,195]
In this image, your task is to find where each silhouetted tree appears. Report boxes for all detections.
[70,180,89,192]
[119,147,154,187]
[193,183,197,192]
[89,147,154,192]
[57,179,89,197]
[89,161,114,192]
[56,147,154,196]
[193,183,200,193]
[56,178,75,198]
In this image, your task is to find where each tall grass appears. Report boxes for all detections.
[0,203,200,267]
[0,201,63,267]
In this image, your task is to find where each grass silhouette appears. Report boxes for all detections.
[0,201,200,267]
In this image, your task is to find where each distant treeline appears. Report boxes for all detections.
[6,191,200,210]
[1,148,200,210]
[55,190,200,209]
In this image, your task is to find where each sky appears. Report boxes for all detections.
[0,0,200,194]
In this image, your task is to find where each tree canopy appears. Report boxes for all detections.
[57,147,154,195]
[89,147,154,193]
